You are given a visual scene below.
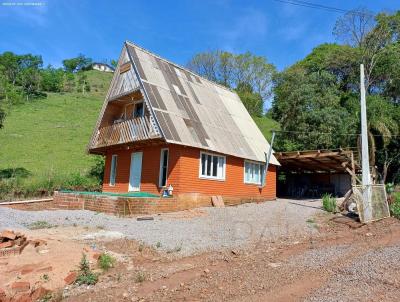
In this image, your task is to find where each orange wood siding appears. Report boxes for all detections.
[102,144,180,195]
[102,144,276,199]
[175,145,276,199]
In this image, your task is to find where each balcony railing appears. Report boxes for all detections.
[91,116,161,149]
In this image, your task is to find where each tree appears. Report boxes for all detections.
[361,95,399,182]
[16,54,43,100]
[76,70,90,94]
[236,82,263,117]
[62,54,92,73]
[63,72,75,92]
[272,66,355,151]
[187,51,220,83]
[0,51,20,85]
[40,66,64,92]
[272,9,400,183]
[187,50,276,110]
[333,9,400,92]
[333,7,375,47]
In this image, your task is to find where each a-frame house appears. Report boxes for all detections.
[88,41,279,203]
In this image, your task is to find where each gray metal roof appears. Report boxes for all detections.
[125,41,279,165]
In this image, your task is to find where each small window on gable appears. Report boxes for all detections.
[199,152,225,180]
[244,161,265,185]
[133,101,144,118]
[109,155,118,186]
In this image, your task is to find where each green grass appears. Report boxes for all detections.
[253,115,280,141]
[27,220,54,230]
[322,193,337,213]
[76,253,98,285]
[0,70,281,199]
[0,71,112,197]
[98,253,116,271]
[390,192,400,219]
[59,190,159,198]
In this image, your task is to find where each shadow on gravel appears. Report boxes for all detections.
[288,201,323,210]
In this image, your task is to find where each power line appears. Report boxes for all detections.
[273,130,400,138]
[272,0,374,16]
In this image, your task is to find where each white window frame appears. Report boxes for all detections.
[244,160,265,185]
[109,154,118,186]
[199,151,226,181]
[158,148,169,188]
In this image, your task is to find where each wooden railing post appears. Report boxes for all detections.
[90,116,161,149]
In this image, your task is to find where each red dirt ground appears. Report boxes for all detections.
[61,215,400,302]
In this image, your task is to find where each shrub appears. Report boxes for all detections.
[61,173,100,191]
[322,193,337,213]
[0,167,31,180]
[390,192,400,219]
[98,253,116,271]
[28,220,54,230]
[135,271,146,283]
[75,254,98,285]
[88,156,105,184]
[386,183,395,194]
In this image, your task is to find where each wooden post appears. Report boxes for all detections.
[262,131,275,187]
[351,151,356,186]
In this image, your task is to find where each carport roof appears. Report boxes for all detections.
[276,149,361,174]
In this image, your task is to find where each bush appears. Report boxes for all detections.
[60,172,101,192]
[135,271,146,283]
[88,156,105,184]
[386,183,395,194]
[322,193,337,213]
[75,254,98,285]
[390,192,400,219]
[28,220,54,230]
[98,253,115,271]
[0,167,31,180]
[0,170,101,201]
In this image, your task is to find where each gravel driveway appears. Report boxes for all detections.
[0,198,323,255]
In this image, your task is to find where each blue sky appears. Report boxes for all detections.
[0,0,398,70]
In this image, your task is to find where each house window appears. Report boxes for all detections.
[159,148,169,187]
[109,154,118,186]
[200,152,225,180]
[133,101,144,118]
[244,161,265,185]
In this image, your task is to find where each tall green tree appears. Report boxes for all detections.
[187,50,276,110]
[62,54,92,73]
[235,82,264,117]
[272,66,355,151]
[40,66,64,92]
[273,9,400,183]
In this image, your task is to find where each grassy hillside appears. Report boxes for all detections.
[0,70,279,199]
[0,70,112,196]
[253,116,280,141]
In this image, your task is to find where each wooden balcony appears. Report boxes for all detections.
[90,116,161,149]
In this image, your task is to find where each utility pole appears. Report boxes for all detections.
[360,64,372,222]
[262,131,275,187]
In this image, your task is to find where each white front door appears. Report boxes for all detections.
[129,152,143,191]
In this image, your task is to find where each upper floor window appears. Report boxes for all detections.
[133,101,144,118]
[244,161,264,185]
[200,152,226,180]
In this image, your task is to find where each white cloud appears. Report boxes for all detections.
[0,2,49,27]
[218,8,268,51]
[278,23,308,42]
